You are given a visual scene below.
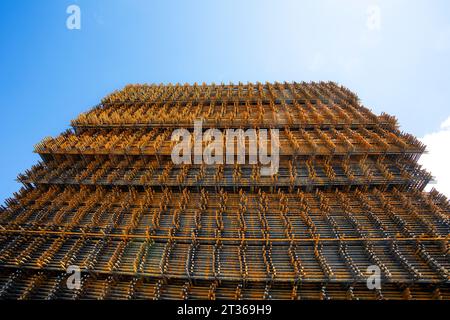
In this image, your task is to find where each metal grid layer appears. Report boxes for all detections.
[34,126,425,157]
[18,156,431,190]
[73,82,365,129]
[0,235,448,283]
[0,269,449,300]
[2,187,449,239]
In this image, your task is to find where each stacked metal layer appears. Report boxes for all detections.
[0,82,449,300]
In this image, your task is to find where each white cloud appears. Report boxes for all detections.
[419,116,450,196]
[308,52,325,71]
[434,26,450,53]
[440,116,450,129]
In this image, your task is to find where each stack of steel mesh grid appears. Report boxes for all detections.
[0,82,448,300]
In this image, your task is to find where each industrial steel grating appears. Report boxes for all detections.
[0,81,449,300]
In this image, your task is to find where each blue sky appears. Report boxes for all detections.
[1,0,450,201]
